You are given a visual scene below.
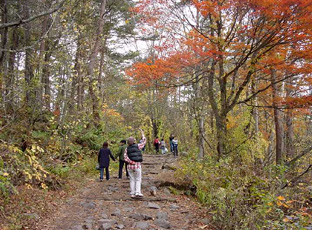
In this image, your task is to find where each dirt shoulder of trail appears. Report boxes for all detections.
[35,154,211,230]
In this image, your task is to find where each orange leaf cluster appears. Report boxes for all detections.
[127,0,312,95]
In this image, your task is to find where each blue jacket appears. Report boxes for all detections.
[98,148,115,168]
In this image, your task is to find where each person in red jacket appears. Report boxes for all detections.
[153,136,160,154]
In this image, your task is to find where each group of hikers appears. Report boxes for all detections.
[153,134,178,156]
[97,129,178,199]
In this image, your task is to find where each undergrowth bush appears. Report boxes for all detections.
[176,152,310,229]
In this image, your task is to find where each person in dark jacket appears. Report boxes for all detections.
[117,140,129,179]
[98,142,115,181]
[169,134,174,153]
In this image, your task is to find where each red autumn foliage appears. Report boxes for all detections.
[127,0,312,111]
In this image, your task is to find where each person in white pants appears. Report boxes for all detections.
[124,129,146,198]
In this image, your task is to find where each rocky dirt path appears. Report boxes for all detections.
[37,154,207,230]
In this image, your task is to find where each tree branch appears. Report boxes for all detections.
[0,0,67,29]
[282,164,312,189]
[285,145,312,167]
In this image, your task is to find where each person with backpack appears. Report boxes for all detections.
[98,142,116,181]
[153,136,160,154]
[124,129,146,198]
[117,140,129,179]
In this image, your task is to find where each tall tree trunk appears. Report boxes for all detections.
[88,0,107,123]
[77,40,84,110]
[77,69,84,110]
[207,60,227,158]
[0,0,8,66]
[216,114,227,159]
[0,0,8,109]
[42,40,52,111]
[98,47,105,102]
[24,2,34,107]
[193,72,205,159]
[271,69,284,165]
[70,34,83,113]
[38,11,52,111]
[285,77,294,159]
[5,28,18,113]
[252,79,259,133]
[198,117,205,158]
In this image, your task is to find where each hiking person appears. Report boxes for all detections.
[169,134,174,153]
[153,136,160,153]
[124,129,146,198]
[160,138,166,154]
[98,142,115,181]
[117,140,129,179]
[172,137,178,157]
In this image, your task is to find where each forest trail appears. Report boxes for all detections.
[36,154,207,230]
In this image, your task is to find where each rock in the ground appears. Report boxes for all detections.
[162,164,176,171]
[98,219,117,225]
[116,224,125,229]
[180,152,188,156]
[156,211,168,220]
[123,207,134,212]
[150,186,158,196]
[129,213,144,221]
[163,188,171,195]
[129,213,153,221]
[85,217,94,224]
[154,219,171,229]
[169,204,179,210]
[147,202,160,209]
[72,225,84,230]
[107,186,118,191]
[134,221,149,230]
[98,223,113,230]
[82,223,92,229]
[111,208,121,217]
[101,213,108,219]
[80,201,96,209]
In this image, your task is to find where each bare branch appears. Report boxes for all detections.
[282,164,312,189]
[286,146,312,167]
[0,0,67,29]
